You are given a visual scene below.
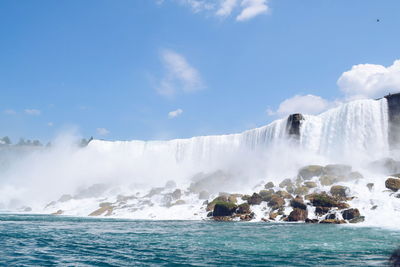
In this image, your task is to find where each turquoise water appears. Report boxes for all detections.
[0,214,398,266]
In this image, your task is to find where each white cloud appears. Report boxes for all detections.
[96,128,110,136]
[157,49,204,96]
[268,94,332,117]
[236,0,268,21]
[216,0,237,17]
[3,109,16,115]
[168,108,183,119]
[178,0,215,13]
[24,109,41,116]
[47,122,54,127]
[337,60,400,100]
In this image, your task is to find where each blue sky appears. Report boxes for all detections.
[1,0,400,142]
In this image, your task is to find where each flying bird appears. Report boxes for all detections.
[377,19,380,22]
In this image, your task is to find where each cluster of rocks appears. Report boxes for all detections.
[205,164,365,224]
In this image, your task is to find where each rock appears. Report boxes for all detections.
[323,164,352,177]
[290,196,307,210]
[259,189,274,201]
[330,185,350,198]
[366,183,374,191]
[304,181,317,188]
[241,195,251,201]
[89,204,113,216]
[319,219,346,224]
[276,190,293,199]
[23,207,32,212]
[206,211,213,217]
[342,208,360,220]
[172,200,186,206]
[385,178,400,191]
[315,206,331,215]
[298,165,323,180]
[212,201,238,216]
[319,175,340,186]
[247,193,263,205]
[371,205,378,210]
[286,185,295,194]
[369,158,400,174]
[51,209,63,215]
[336,202,350,209]
[240,213,255,221]
[206,196,228,211]
[308,193,339,207]
[213,216,233,222]
[325,213,336,220]
[165,180,177,188]
[279,178,293,188]
[228,195,238,203]
[269,212,278,220]
[198,190,209,200]
[172,189,182,200]
[146,187,164,198]
[349,216,365,223]
[267,195,285,210]
[264,182,274,189]
[58,194,73,202]
[305,218,318,223]
[288,208,308,221]
[236,203,251,214]
[294,186,309,196]
[348,171,363,180]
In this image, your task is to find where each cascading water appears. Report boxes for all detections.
[0,97,399,227]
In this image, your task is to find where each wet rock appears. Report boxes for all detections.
[385,177,400,192]
[319,219,346,224]
[319,175,340,186]
[146,187,164,198]
[330,185,350,198]
[348,171,363,180]
[264,182,274,189]
[171,200,186,206]
[366,183,374,191]
[23,207,32,212]
[267,195,285,210]
[342,208,360,220]
[304,181,317,188]
[259,189,274,201]
[349,216,365,223]
[308,193,339,207]
[239,213,255,221]
[325,213,336,220]
[247,193,263,205]
[288,208,308,221]
[315,206,331,216]
[236,203,251,214]
[305,218,318,223]
[290,196,307,210]
[89,203,114,216]
[279,178,293,188]
[206,196,229,211]
[213,216,233,222]
[371,205,378,210]
[298,165,323,180]
[212,201,238,217]
[286,185,295,194]
[207,211,213,217]
[369,158,400,174]
[336,202,351,209]
[294,186,309,196]
[323,164,352,177]
[51,209,63,215]
[269,212,278,220]
[241,195,251,201]
[172,189,182,200]
[198,190,210,200]
[276,190,293,199]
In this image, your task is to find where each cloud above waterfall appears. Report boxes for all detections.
[157,49,204,97]
[267,94,333,117]
[338,60,400,100]
[157,0,269,21]
[96,128,110,136]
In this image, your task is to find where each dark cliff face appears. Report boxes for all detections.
[385,93,400,150]
[286,113,304,139]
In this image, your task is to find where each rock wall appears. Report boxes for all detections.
[385,93,400,150]
[286,113,304,140]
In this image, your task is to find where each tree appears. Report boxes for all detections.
[1,136,11,145]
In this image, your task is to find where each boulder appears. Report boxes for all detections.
[349,216,365,223]
[269,212,278,220]
[51,209,63,215]
[267,195,285,210]
[298,165,323,180]
[199,190,210,200]
[319,175,340,186]
[264,182,275,189]
[385,178,400,192]
[58,194,73,202]
[172,189,182,200]
[236,203,251,214]
[348,171,363,180]
[294,186,309,196]
[315,206,330,215]
[228,195,238,203]
[239,213,255,221]
[213,216,233,222]
[279,178,293,188]
[290,196,307,210]
[366,183,374,191]
[341,208,360,220]
[308,193,339,207]
[213,201,238,216]
[259,189,274,201]
[330,185,350,198]
[305,218,319,223]
[286,185,295,194]
[247,193,263,205]
[89,204,113,216]
[336,202,351,209]
[276,190,293,199]
[319,219,346,224]
[171,200,186,206]
[304,181,317,188]
[323,164,352,177]
[288,208,308,221]
[206,196,229,211]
